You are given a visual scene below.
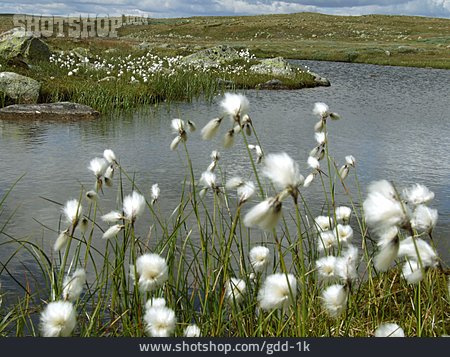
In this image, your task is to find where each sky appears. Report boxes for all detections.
[1,0,450,18]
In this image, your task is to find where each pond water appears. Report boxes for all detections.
[0,60,449,295]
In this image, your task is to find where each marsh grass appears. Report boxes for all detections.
[0,97,449,337]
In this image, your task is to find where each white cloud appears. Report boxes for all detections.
[1,0,449,18]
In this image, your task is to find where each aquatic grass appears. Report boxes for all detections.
[0,95,449,337]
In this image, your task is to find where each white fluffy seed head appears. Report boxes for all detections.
[102,224,123,240]
[151,183,160,202]
[123,191,146,222]
[184,324,201,337]
[200,171,216,189]
[316,256,338,280]
[339,165,349,180]
[307,156,320,170]
[220,92,249,119]
[402,184,434,206]
[398,236,438,268]
[145,297,166,311]
[201,118,222,140]
[54,230,70,252]
[314,216,333,231]
[345,155,356,167]
[374,323,405,337]
[321,284,348,318]
[223,129,235,148]
[374,237,399,272]
[62,269,86,302]
[63,199,82,225]
[303,173,316,187]
[262,153,303,191]
[40,301,77,337]
[144,306,176,337]
[226,176,244,190]
[410,205,438,233]
[258,273,297,311]
[170,135,182,150]
[171,118,185,133]
[134,253,169,293]
[225,278,246,303]
[317,230,337,252]
[103,149,116,164]
[101,211,123,223]
[88,157,107,178]
[335,206,352,224]
[314,132,326,145]
[244,197,282,231]
[334,224,353,244]
[313,102,329,118]
[211,150,220,161]
[402,260,424,284]
[237,181,255,204]
[249,246,270,273]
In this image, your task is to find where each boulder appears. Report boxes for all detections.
[250,57,293,76]
[256,79,286,89]
[0,28,51,62]
[0,102,100,120]
[182,45,241,66]
[0,72,41,104]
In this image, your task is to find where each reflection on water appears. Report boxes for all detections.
[0,61,449,293]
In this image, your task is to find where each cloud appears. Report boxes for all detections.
[1,0,449,18]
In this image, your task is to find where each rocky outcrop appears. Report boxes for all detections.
[0,72,41,104]
[0,28,51,62]
[0,102,100,120]
[182,45,241,66]
[250,57,293,77]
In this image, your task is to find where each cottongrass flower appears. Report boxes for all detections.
[63,199,82,226]
[103,149,117,164]
[220,92,249,121]
[249,246,270,273]
[199,171,218,198]
[338,164,350,180]
[144,306,176,337]
[398,237,438,267]
[145,297,166,310]
[345,155,356,167]
[207,150,220,171]
[314,216,333,231]
[201,117,223,140]
[170,135,182,151]
[335,245,359,283]
[402,260,423,284]
[88,157,107,179]
[335,206,352,224]
[402,183,434,206]
[317,230,337,251]
[363,180,406,234]
[101,211,123,223]
[133,253,169,293]
[374,323,405,337]
[123,191,146,222]
[321,284,348,318]
[40,301,76,337]
[315,131,327,145]
[104,164,114,187]
[54,229,70,252]
[187,120,196,132]
[410,204,438,233]
[151,183,160,204]
[334,224,353,244]
[102,224,124,240]
[226,176,244,190]
[262,152,304,200]
[313,102,329,119]
[374,236,399,272]
[184,324,201,337]
[237,181,255,204]
[85,190,98,201]
[307,156,320,171]
[223,128,236,148]
[62,269,86,302]
[316,256,338,280]
[303,172,316,187]
[248,144,263,163]
[258,273,297,311]
[225,278,246,303]
[244,197,282,231]
[79,218,88,234]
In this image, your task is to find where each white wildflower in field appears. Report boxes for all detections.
[63,199,82,226]
[314,216,333,231]
[145,297,166,310]
[225,278,246,303]
[249,246,270,273]
[101,211,123,223]
[144,306,176,337]
[244,197,282,231]
[374,237,399,272]
[133,253,169,293]
[102,224,124,240]
[334,224,353,244]
[262,152,303,193]
[398,237,438,267]
[402,184,434,206]
[151,183,160,204]
[316,256,338,280]
[317,230,337,251]
[258,273,296,310]
[335,206,352,224]
[88,157,107,179]
[410,204,438,233]
[62,269,86,302]
[54,230,70,252]
[374,323,405,337]
[184,324,201,337]
[402,260,423,284]
[201,117,222,140]
[123,191,146,222]
[321,284,348,318]
[221,92,249,120]
[237,181,255,204]
[103,149,117,164]
[40,301,77,337]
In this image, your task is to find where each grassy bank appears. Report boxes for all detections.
[0,95,448,337]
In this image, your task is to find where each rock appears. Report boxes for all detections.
[256,79,286,89]
[217,78,234,88]
[137,42,152,50]
[0,102,100,120]
[250,57,293,77]
[308,71,330,87]
[0,72,41,104]
[0,28,51,62]
[182,45,241,66]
